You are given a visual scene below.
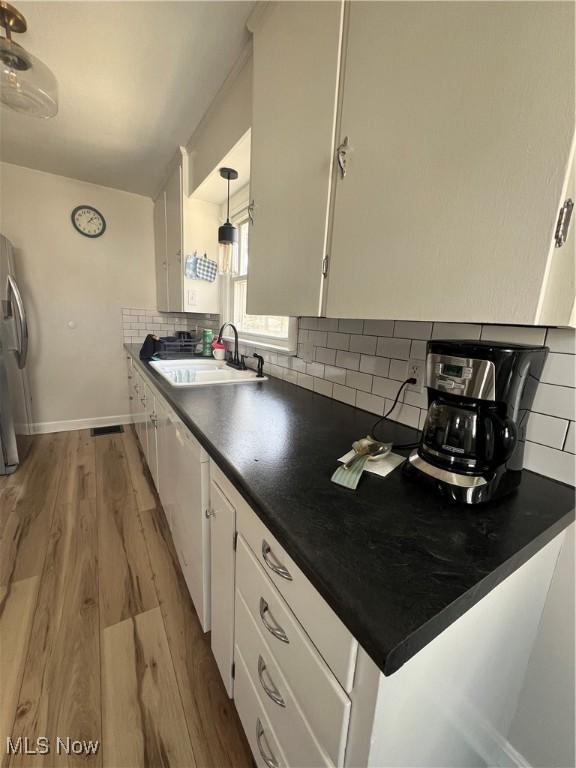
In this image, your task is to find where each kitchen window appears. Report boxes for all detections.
[223,212,297,352]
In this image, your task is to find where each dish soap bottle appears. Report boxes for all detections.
[202,328,214,357]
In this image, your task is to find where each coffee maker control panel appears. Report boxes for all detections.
[427,353,496,401]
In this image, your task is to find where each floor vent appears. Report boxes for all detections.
[90,425,125,437]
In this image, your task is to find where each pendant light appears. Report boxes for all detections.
[0,1,58,118]
[218,167,238,275]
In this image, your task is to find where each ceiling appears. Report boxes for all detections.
[0,1,254,197]
[192,128,250,204]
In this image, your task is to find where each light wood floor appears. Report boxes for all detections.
[0,426,253,768]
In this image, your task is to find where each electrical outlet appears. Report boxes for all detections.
[407,359,425,392]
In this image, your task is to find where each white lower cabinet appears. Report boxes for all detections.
[234,647,287,768]
[171,422,210,631]
[143,384,159,491]
[209,470,237,697]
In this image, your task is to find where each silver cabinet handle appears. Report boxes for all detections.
[262,541,292,581]
[205,508,215,518]
[256,719,279,768]
[259,598,289,644]
[258,655,285,708]
[336,135,349,179]
[6,274,28,369]
[248,199,255,225]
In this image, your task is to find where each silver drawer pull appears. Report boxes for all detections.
[256,718,279,768]
[257,655,285,708]
[262,540,292,581]
[259,598,289,644]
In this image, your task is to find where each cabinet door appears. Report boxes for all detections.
[144,386,158,490]
[246,1,344,317]
[156,401,176,529]
[210,478,236,696]
[326,1,575,324]
[171,424,211,632]
[154,191,168,311]
[165,163,183,312]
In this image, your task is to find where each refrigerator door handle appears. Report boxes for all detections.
[7,274,28,369]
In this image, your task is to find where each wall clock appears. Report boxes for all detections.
[71,205,106,238]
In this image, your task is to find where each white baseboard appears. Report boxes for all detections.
[32,414,134,434]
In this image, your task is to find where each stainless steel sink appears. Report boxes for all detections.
[149,359,267,387]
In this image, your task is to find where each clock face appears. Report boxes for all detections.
[71,206,106,238]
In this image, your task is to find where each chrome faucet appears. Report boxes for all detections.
[217,322,244,369]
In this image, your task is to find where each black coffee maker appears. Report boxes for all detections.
[406,340,548,504]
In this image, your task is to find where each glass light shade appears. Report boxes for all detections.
[218,243,233,275]
[0,38,58,118]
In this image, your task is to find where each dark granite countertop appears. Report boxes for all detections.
[126,345,574,675]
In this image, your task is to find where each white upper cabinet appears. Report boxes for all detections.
[165,163,184,312]
[246,1,344,317]
[325,1,575,324]
[153,191,168,311]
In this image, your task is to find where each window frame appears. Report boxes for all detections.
[221,202,298,354]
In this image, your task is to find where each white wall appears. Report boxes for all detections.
[0,162,155,431]
[186,51,252,194]
[508,526,575,768]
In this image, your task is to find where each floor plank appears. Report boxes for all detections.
[139,505,253,768]
[0,576,39,754]
[9,501,101,767]
[122,427,156,512]
[102,607,197,768]
[57,429,96,506]
[0,433,67,587]
[96,435,157,629]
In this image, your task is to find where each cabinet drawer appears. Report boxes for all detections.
[237,502,357,690]
[236,536,350,766]
[234,646,287,768]
[236,589,333,767]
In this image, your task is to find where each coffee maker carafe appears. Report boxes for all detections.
[406,340,548,504]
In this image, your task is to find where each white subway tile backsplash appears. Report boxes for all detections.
[524,442,575,486]
[300,317,319,330]
[389,359,409,381]
[404,389,428,409]
[541,353,576,388]
[545,328,576,354]
[314,378,334,397]
[394,321,433,340]
[336,350,361,370]
[318,318,339,332]
[410,340,427,360]
[418,410,428,430]
[297,372,315,391]
[432,322,481,340]
[384,399,420,429]
[525,413,569,449]
[284,369,298,385]
[356,391,385,416]
[360,355,390,377]
[372,376,402,399]
[564,422,576,454]
[333,384,357,406]
[325,365,347,384]
[306,362,325,378]
[532,383,575,421]
[338,319,364,334]
[376,337,411,360]
[327,332,350,351]
[349,335,378,355]
[481,325,547,346]
[346,370,373,392]
[309,330,328,347]
[290,357,307,373]
[363,319,394,336]
[316,347,337,365]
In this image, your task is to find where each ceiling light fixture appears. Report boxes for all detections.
[218,167,238,275]
[0,1,58,118]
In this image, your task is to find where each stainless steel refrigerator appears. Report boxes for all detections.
[0,234,33,474]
